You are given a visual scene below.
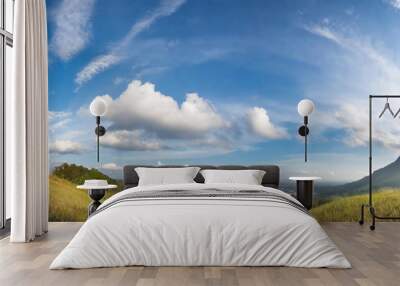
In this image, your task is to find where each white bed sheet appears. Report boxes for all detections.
[50,183,351,269]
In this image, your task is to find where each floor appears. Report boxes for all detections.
[0,223,399,286]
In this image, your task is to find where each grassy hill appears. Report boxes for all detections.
[49,175,117,221]
[52,163,123,191]
[49,163,123,221]
[312,188,400,222]
[49,175,91,221]
[49,163,400,222]
[320,157,400,199]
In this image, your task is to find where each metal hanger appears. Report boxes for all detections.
[394,106,400,118]
[378,97,395,118]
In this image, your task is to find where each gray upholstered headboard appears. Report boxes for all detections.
[123,165,280,189]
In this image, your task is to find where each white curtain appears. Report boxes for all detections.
[9,0,49,242]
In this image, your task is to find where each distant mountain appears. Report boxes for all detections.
[319,157,400,199]
[52,163,123,191]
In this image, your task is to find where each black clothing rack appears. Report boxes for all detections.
[359,95,400,230]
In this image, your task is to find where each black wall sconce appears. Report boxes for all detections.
[297,99,315,162]
[89,98,107,162]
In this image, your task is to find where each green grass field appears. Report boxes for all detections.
[49,175,117,222]
[49,174,400,222]
[312,188,400,222]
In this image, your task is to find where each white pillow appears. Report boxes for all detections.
[200,169,266,185]
[135,167,200,186]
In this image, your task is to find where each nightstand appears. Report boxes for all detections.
[77,180,117,217]
[289,177,321,210]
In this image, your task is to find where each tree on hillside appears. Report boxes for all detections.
[52,163,123,191]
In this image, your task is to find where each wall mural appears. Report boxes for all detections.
[47,0,400,222]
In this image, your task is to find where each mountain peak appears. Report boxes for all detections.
[321,156,400,198]
[393,156,400,164]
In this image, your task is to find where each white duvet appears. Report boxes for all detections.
[50,183,351,269]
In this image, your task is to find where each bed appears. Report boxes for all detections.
[50,165,350,269]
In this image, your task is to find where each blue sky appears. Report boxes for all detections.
[46,0,400,182]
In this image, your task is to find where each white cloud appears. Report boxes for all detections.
[101,130,164,151]
[247,107,289,139]
[77,106,92,118]
[48,111,72,132]
[304,25,342,45]
[75,0,186,86]
[50,0,96,61]
[334,104,367,147]
[113,77,127,85]
[304,23,400,150]
[48,111,70,120]
[49,140,85,154]
[106,38,233,83]
[49,119,71,132]
[61,79,289,157]
[335,104,400,150]
[345,8,354,16]
[75,54,121,87]
[135,66,169,79]
[305,24,400,89]
[99,80,228,138]
[100,163,122,171]
[189,136,235,151]
[388,0,400,9]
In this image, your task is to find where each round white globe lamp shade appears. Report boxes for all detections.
[90,97,107,117]
[297,99,315,117]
